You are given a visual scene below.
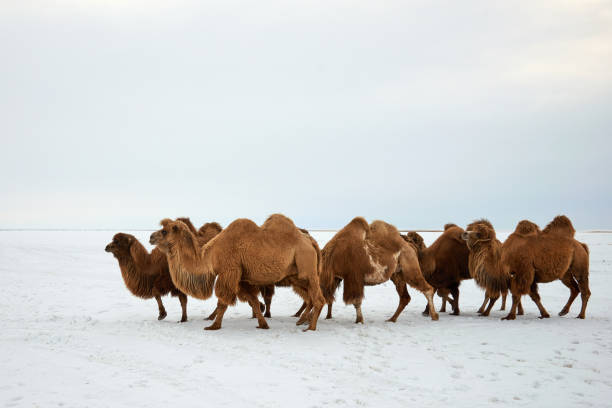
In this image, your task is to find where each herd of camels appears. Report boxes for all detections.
[105,214,591,331]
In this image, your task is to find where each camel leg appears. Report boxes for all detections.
[296,303,313,326]
[528,283,550,319]
[422,303,430,316]
[354,302,364,324]
[399,251,438,321]
[500,290,507,311]
[559,273,580,316]
[325,302,333,319]
[480,295,499,317]
[206,305,219,320]
[477,294,489,314]
[502,294,521,320]
[294,302,307,318]
[262,285,274,318]
[154,294,167,321]
[517,299,524,315]
[440,297,447,313]
[576,275,591,319]
[387,274,411,322]
[177,293,188,323]
[449,287,460,316]
[205,303,227,330]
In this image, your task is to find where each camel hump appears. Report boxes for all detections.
[347,217,369,231]
[199,222,223,235]
[444,223,458,230]
[176,217,198,234]
[543,215,575,237]
[514,220,540,236]
[467,218,493,231]
[262,213,297,231]
[403,231,426,252]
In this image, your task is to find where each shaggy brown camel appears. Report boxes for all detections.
[461,220,524,317]
[402,224,471,315]
[317,217,438,323]
[150,214,326,331]
[176,218,273,319]
[105,233,188,322]
[500,216,590,320]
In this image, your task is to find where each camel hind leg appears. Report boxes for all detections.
[294,302,307,318]
[477,294,489,314]
[295,249,325,331]
[154,294,167,321]
[575,274,591,319]
[177,293,188,322]
[387,273,411,322]
[559,273,580,316]
[241,283,269,329]
[500,290,507,311]
[399,250,438,321]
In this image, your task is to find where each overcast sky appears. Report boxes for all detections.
[1,1,611,230]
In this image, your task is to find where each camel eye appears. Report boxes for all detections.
[161,230,167,236]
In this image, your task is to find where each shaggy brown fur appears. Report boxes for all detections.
[150,214,326,331]
[105,233,188,322]
[319,217,438,324]
[461,220,520,316]
[501,215,590,320]
[402,225,471,315]
[176,218,272,319]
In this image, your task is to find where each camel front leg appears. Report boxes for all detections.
[449,287,460,316]
[206,304,219,320]
[502,294,521,320]
[154,294,167,321]
[325,302,333,319]
[205,304,227,330]
[398,251,438,321]
[529,283,550,319]
[261,285,274,318]
[296,303,313,326]
[477,294,489,314]
[177,293,188,322]
[576,275,591,319]
[480,295,498,317]
[294,302,307,318]
[500,290,507,311]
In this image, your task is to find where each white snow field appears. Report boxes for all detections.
[1,230,611,407]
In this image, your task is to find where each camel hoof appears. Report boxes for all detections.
[430,314,439,321]
[293,313,301,318]
[264,313,271,318]
[421,311,429,317]
[204,324,221,330]
[355,319,364,324]
[178,318,188,323]
[501,315,515,320]
[386,317,397,323]
[450,312,460,316]
[325,315,332,320]
[158,312,167,321]
[257,324,269,329]
[538,314,550,319]
[302,327,315,332]
[576,314,585,319]
[558,309,569,316]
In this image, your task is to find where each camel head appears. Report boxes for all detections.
[402,231,426,253]
[105,233,135,257]
[462,221,496,250]
[150,218,194,254]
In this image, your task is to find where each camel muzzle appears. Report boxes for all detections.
[104,244,113,252]
[149,234,158,245]
[461,232,469,241]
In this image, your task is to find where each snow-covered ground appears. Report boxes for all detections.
[1,230,611,407]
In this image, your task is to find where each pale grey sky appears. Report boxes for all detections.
[1,1,611,230]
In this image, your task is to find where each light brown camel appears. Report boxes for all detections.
[461,220,524,317]
[105,233,188,322]
[315,217,438,324]
[176,218,273,319]
[500,215,590,320]
[150,214,326,331]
